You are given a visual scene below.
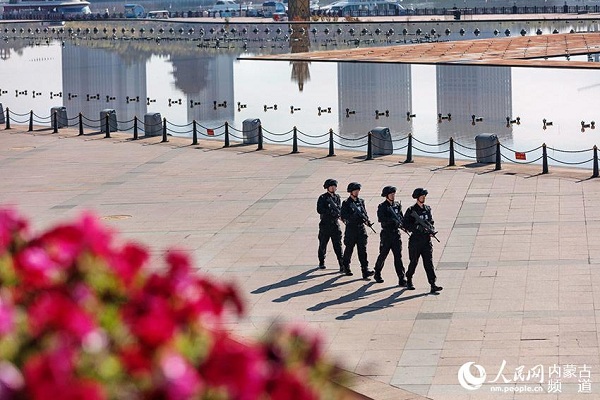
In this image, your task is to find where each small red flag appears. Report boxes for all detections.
[515,152,526,160]
[207,129,214,136]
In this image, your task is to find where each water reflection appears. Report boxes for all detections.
[436,65,513,144]
[3,20,600,168]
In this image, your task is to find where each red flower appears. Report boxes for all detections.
[0,208,28,255]
[110,243,148,288]
[23,348,105,400]
[267,370,318,400]
[199,331,266,399]
[14,245,65,288]
[119,345,153,375]
[122,293,177,347]
[28,291,96,340]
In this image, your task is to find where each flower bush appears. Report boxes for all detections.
[0,208,348,399]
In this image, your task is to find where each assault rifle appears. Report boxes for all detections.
[387,202,410,236]
[326,195,341,219]
[349,200,376,233]
[410,210,440,242]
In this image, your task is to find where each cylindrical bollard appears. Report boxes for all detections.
[224,121,230,148]
[593,145,599,178]
[161,118,168,142]
[291,126,298,154]
[405,133,413,163]
[449,137,455,166]
[133,116,138,140]
[5,108,10,130]
[78,113,83,136]
[192,120,198,145]
[542,143,548,174]
[366,132,373,160]
[28,110,33,132]
[53,110,58,133]
[328,128,335,157]
[495,140,501,171]
[104,114,111,138]
[257,124,263,150]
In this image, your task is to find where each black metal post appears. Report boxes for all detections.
[542,143,548,174]
[192,120,198,145]
[104,114,110,138]
[449,137,455,166]
[28,110,33,132]
[291,126,298,154]
[405,133,413,163]
[495,140,501,170]
[328,128,335,157]
[593,145,599,178]
[224,121,230,148]
[5,108,10,130]
[257,123,263,150]
[53,111,58,133]
[133,116,138,140]
[161,118,168,142]
[366,132,373,160]
[78,113,83,136]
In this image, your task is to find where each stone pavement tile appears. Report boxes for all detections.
[398,349,442,367]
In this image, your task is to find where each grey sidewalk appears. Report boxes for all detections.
[1,127,600,399]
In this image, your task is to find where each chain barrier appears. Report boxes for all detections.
[3,106,599,177]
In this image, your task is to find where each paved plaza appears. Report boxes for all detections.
[1,126,600,399]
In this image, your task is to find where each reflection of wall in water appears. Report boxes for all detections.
[177,54,235,126]
[62,44,147,126]
[338,63,411,145]
[436,65,512,145]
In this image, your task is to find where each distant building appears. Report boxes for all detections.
[2,0,91,15]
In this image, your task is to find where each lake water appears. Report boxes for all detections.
[2,18,600,168]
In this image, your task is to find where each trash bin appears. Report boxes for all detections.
[370,127,393,156]
[475,133,498,163]
[50,106,68,128]
[242,118,261,145]
[100,109,117,133]
[0,103,4,125]
[144,112,162,137]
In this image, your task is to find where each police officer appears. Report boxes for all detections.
[402,188,443,294]
[316,178,344,271]
[373,186,407,286]
[340,182,375,279]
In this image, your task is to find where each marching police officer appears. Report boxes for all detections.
[316,178,344,271]
[402,188,443,294]
[340,182,375,280]
[373,186,407,286]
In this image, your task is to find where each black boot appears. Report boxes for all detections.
[338,260,345,273]
[398,277,407,287]
[374,273,384,283]
[343,266,353,276]
[318,263,326,270]
[406,278,415,290]
[430,284,443,294]
[362,269,375,280]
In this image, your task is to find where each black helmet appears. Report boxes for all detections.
[323,179,338,189]
[381,186,397,197]
[412,188,428,199]
[347,182,361,192]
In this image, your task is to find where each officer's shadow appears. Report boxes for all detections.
[307,282,396,312]
[271,273,365,303]
[335,289,430,320]
[251,267,340,296]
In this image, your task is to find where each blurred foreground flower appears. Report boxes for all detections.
[0,208,349,399]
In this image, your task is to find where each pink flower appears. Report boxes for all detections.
[0,295,15,335]
[199,331,266,399]
[159,352,203,400]
[14,245,65,288]
[0,208,28,255]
